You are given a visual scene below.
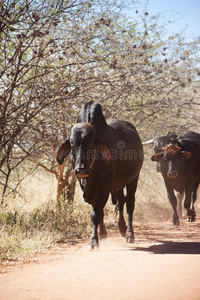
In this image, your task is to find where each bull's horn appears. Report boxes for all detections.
[142,138,154,145]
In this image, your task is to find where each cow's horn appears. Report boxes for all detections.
[142,138,154,145]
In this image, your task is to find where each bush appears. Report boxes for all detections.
[0,199,91,261]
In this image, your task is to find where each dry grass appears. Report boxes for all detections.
[0,171,91,261]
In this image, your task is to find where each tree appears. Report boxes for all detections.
[1,0,200,199]
[0,0,136,198]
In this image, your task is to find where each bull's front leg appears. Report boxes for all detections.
[89,209,99,250]
[165,183,179,225]
[89,189,110,250]
[89,205,108,250]
[177,191,184,219]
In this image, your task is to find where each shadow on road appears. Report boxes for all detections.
[133,241,200,255]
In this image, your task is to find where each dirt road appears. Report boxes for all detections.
[1,220,200,300]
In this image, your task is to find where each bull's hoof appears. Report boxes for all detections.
[89,237,99,251]
[88,243,99,251]
[187,216,195,222]
[125,232,134,244]
[172,219,180,226]
[172,214,180,226]
[125,237,134,244]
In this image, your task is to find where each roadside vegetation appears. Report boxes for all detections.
[0,199,90,261]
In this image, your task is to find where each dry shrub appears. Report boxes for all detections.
[0,171,91,261]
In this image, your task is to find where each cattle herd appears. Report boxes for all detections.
[57,101,200,250]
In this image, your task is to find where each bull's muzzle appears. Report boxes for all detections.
[167,170,178,179]
[75,168,89,178]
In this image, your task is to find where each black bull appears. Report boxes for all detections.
[144,132,200,225]
[57,101,143,249]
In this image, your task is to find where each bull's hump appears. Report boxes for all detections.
[77,101,107,128]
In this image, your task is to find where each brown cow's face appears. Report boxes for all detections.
[162,145,181,178]
[151,144,192,179]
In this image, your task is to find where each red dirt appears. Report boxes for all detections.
[1,220,200,300]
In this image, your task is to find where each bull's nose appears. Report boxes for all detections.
[167,170,178,179]
[75,168,89,178]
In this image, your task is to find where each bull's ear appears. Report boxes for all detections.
[96,144,111,163]
[181,151,192,160]
[57,139,71,165]
[151,153,163,161]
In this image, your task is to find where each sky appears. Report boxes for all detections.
[135,0,200,40]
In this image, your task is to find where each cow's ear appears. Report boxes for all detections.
[96,144,111,163]
[57,139,71,165]
[151,153,163,161]
[181,151,192,160]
